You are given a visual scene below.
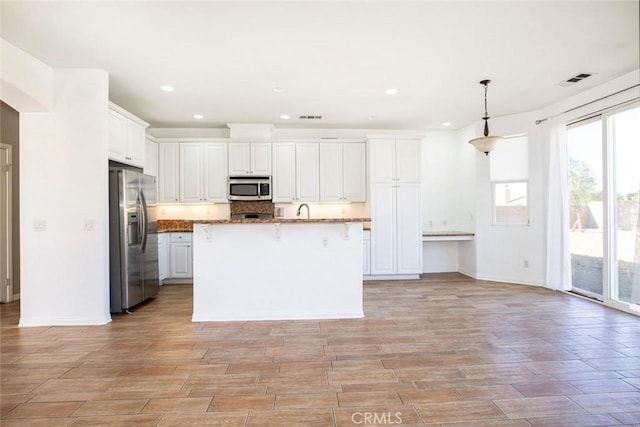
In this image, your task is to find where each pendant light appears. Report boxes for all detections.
[469,79,503,155]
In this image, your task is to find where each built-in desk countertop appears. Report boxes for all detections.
[422,231,475,242]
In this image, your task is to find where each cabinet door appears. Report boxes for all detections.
[158,234,168,281]
[343,143,366,201]
[368,139,396,183]
[144,138,158,177]
[203,143,228,202]
[107,110,127,161]
[396,183,422,274]
[251,142,272,175]
[362,233,371,275]
[295,143,319,201]
[170,243,192,278]
[370,183,396,275]
[319,143,344,202]
[272,143,296,202]
[180,143,204,203]
[395,139,421,183]
[158,143,180,203]
[228,143,251,175]
[125,121,145,167]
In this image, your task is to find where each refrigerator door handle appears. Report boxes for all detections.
[140,189,149,253]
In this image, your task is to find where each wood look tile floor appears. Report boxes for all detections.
[2,274,640,426]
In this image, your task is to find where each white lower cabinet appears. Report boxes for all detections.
[158,233,169,283]
[168,232,193,279]
[370,183,421,276]
[363,230,371,275]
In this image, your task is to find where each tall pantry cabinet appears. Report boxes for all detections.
[368,138,422,277]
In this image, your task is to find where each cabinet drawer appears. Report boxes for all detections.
[170,232,192,243]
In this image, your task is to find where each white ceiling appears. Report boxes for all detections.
[1,1,638,130]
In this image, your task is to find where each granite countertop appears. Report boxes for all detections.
[158,218,371,232]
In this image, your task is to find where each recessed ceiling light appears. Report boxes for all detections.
[160,85,174,92]
[441,122,452,127]
[367,116,377,121]
[280,114,290,120]
[273,87,285,93]
[193,114,203,119]
[384,88,398,95]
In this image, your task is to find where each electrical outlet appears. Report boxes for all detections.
[83,220,95,231]
[33,220,46,232]
[523,260,529,268]
[443,220,447,226]
[429,220,433,226]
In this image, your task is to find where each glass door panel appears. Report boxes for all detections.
[567,121,604,298]
[611,106,640,304]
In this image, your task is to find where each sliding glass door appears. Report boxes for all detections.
[567,104,640,311]
[567,120,604,298]
[611,107,640,306]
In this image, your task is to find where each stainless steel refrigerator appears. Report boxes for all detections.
[109,168,159,313]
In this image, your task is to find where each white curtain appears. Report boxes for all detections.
[545,117,572,291]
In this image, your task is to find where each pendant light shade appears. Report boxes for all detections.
[469,79,504,155]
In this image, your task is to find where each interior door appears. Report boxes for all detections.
[0,144,11,302]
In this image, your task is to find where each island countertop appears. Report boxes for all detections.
[158,218,371,232]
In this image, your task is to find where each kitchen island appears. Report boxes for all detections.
[191,218,369,322]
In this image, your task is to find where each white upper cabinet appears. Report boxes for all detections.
[319,142,366,202]
[272,143,296,202]
[144,137,158,177]
[228,142,271,175]
[107,103,148,168]
[158,143,180,203]
[369,138,420,183]
[341,143,367,201]
[272,142,319,202]
[203,143,228,201]
[295,143,320,201]
[180,142,228,203]
[179,143,204,203]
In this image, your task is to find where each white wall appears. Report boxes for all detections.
[463,111,546,286]
[421,131,460,231]
[0,39,54,112]
[19,68,111,326]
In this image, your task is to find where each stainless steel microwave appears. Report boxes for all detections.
[228,176,272,201]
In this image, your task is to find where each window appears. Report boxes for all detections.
[490,136,529,225]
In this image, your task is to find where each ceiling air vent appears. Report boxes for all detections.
[557,73,593,87]
[299,115,322,120]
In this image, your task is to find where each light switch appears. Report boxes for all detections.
[84,220,95,231]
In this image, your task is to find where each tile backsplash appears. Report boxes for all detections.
[157,204,230,220]
[157,202,369,220]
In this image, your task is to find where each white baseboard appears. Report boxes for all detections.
[363,274,420,281]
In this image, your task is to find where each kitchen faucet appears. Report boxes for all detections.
[296,203,310,219]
